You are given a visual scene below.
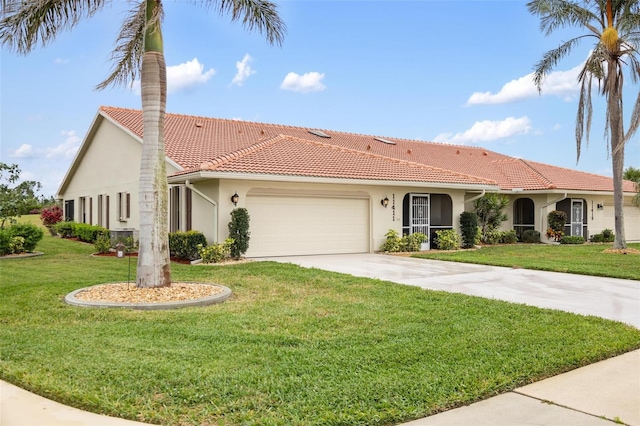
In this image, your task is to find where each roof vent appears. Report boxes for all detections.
[374,137,396,145]
[407,149,412,154]
[308,129,331,138]
[195,122,203,128]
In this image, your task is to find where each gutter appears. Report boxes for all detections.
[540,193,567,244]
[185,180,218,243]
[464,190,486,204]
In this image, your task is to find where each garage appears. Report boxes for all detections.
[603,205,640,242]
[245,193,370,257]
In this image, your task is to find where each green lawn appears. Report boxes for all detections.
[1,233,639,425]
[412,243,640,280]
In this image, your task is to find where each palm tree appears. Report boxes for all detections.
[0,0,285,287]
[623,166,640,206]
[528,0,640,249]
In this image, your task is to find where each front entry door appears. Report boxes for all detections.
[571,199,583,236]
[410,194,430,248]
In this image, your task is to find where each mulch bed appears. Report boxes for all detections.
[74,282,224,303]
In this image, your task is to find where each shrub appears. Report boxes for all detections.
[40,205,63,235]
[169,231,207,261]
[560,235,585,245]
[459,212,479,248]
[590,233,604,243]
[0,229,11,255]
[9,236,25,254]
[380,229,402,252]
[500,230,518,244]
[228,208,250,259]
[54,221,74,238]
[401,232,428,252]
[434,229,461,250]
[483,229,502,245]
[522,230,540,243]
[73,223,108,243]
[474,193,509,242]
[197,238,234,264]
[9,223,44,252]
[547,210,567,241]
[94,233,112,254]
[601,229,615,242]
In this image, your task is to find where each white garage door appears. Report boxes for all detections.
[246,195,370,257]
[624,206,640,241]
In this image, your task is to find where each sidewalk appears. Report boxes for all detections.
[2,349,638,426]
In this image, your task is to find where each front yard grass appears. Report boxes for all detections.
[1,235,639,425]
[413,243,640,280]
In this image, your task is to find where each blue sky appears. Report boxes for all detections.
[2,0,639,197]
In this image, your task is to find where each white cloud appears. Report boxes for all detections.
[231,54,256,87]
[54,58,69,64]
[10,143,37,158]
[280,71,326,93]
[45,130,81,159]
[433,116,532,145]
[466,62,583,105]
[552,123,562,131]
[130,58,215,95]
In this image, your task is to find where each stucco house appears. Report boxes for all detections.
[57,106,640,257]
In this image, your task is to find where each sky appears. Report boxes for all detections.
[1,0,639,197]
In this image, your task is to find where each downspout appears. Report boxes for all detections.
[465,190,486,204]
[540,193,567,244]
[185,180,218,243]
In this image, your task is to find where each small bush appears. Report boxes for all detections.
[169,231,207,261]
[601,229,615,242]
[54,221,74,238]
[483,229,502,245]
[380,229,402,252]
[459,212,479,249]
[500,230,518,244]
[434,229,461,250]
[73,223,108,243]
[197,239,234,264]
[41,205,64,235]
[560,235,585,245]
[9,236,25,254]
[401,232,428,252]
[228,208,250,259]
[547,210,567,241]
[94,233,112,254]
[0,229,11,255]
[9,223,44,252]
[590,233,604,243]
[522,230,540,243]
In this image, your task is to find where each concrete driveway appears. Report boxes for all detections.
[257,253,640,328]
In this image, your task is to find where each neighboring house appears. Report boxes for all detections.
[57,106,640,257]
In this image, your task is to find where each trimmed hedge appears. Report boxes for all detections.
[73,223,108,243]
[560,235,585,245]
[54,221,74,238]
[169,231,207,261]
[522,230,540,243]
[434,229,461,250]
[459,212,478,248]
[8,223,44,252]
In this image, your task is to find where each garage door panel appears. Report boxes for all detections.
[246,195,369,257]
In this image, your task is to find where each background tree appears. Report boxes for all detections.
[0,162,42,228]
[528,0,640,249]
[1,0,285,287]
[623,166,640,206]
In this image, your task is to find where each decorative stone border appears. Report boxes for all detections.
[0,252,44,260]
[64,284,232,310]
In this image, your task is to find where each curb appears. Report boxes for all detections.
[64,283,232,310]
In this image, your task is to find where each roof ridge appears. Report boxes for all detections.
[516,159,557,189]
[281,135,496,185]
[493,158,556,189]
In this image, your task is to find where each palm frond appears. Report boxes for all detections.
[0,0,108,54]
[96,2,146,91]
[623,86,640,145]
[533,35,593,90]
[194,0,286,46]
[527,0,601,36]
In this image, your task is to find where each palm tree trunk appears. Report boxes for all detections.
[137,0,171,288]
[608,60,627,250]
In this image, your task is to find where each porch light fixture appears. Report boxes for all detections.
[231,192,239,206]
[597,203,604,210]
[381,196,389,208]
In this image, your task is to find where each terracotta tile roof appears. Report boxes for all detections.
[99,106,635,193]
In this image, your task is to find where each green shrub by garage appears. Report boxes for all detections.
[169,230,207,261]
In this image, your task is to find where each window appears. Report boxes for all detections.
[79,196,92,224]
[98,195,110,228]
[402,193,453,248]
[513,198,535,240]
[170,186,193,233]
[118,192,130,221]
[64,200,75,222]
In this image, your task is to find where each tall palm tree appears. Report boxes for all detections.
[528,0,640,249]
[0,0,285,287]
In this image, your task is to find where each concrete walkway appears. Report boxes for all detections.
[2,253,639,425]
